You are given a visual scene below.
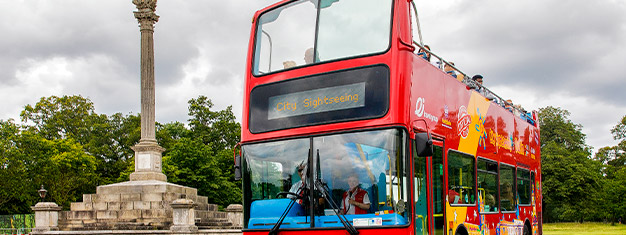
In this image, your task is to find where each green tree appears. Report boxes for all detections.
[14,131,97,210]
[20,95,138,185]
[594,115,626,224]
[162,96,242,208]
[187,96,240,150]
[21,95,95,141]
[539,106,602,223]
[0,120,34,214]
[611,115,626,141]
[163,138,241,208]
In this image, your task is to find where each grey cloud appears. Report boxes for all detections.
[423,0,626,106]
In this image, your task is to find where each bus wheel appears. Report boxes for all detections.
[523,224,531,235]
[455,226,468,235]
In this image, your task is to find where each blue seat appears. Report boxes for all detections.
[248,199,307,229]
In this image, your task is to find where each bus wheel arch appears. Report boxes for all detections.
[523,219,532,235]
[454,224,469,235]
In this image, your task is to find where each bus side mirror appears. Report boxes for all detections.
[234,155,242,181]
[415,132,433,157]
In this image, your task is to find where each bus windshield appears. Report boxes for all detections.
[252,0,393,75]
[242,128,409,229]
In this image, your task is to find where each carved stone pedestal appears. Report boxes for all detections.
[170,198,198,233]
[32,202,62,232]
[130,141,167,182]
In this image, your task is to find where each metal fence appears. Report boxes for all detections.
[0,214,34,235]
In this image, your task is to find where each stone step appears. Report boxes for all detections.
[71,199,210,212]
[196,219,234,228]
[83,192,198,204]
[62,209,173,221]
[65,221,170,231]
[207,203,219,211]
[197,196,209,204]
[95,181,197,195]
[196,210,227,220]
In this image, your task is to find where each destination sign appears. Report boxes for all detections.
[267,83,365,120]
[249,65,389,133]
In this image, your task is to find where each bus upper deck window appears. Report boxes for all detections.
[252,0,393,76]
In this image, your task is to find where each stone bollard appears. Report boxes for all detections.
[225,204,243,228]
[31,202,62,232]
[170,198,198,233]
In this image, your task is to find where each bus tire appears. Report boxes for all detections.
[523,222,531,235]
[455,225,468,235]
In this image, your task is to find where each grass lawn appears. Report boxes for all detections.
[543,222,626,235]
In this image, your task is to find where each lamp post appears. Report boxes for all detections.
[38,185,47,202]
[32,185,61,232]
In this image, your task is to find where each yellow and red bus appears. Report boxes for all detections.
[235,1,542,234]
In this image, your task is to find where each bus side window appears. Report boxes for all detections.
[447,151,476,205]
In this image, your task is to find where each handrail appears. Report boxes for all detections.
[412,42,537,125]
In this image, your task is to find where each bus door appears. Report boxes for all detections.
[414,139,429,234]
[431,144,445,235]
[414,138,445,235]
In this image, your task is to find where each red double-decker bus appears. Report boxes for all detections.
[235,1,542,235]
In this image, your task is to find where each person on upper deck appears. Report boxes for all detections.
[417,45,431,62]
[283,48,317,69]
[505,99,514,113]
[444,62,457,79]
[472,75,496,102]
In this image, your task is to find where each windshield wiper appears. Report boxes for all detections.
[268,185,304,235]
[270,149,313,235]
[314,150,359,235]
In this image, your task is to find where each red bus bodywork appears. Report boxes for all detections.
[241,1,542,234]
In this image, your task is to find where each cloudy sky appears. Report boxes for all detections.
[1,0,624,153]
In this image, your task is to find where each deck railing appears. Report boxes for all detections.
[412,42,537,125]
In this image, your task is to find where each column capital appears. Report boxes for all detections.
[132,0,157,11]
[133,0,159,31]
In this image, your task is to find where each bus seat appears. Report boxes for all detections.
[250,198,305,218]
[366,184,378,213]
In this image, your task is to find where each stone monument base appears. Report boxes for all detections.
[58,181,232,231]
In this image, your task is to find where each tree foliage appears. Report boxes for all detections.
[18,132,97,209]
[594,115,626,224]
[538,106,602,223]
[0,120,33,214]
[163,95,241,208]
[1,95,241,213]
[19,95,138,185]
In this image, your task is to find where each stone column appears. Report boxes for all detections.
[31,202,62,232]
[170,198,198,233]
[130,0,166,182]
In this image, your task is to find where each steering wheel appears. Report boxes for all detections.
[276,191,300,199]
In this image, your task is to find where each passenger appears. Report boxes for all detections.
[485,194,496,212]
[283,61,296,69]
[340,175,370,215]
[505,99,514,113]
[501,182,515,211]
[456,71,465,82]
[417,45,431,62]
[288,163,306,204]
[283,48,317,69]
[444,62,457,79]
[304,48,315,64]
[472,75,496,101]
[448,189,460,204]
[472,74,484,90]
[513,104,523,117]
